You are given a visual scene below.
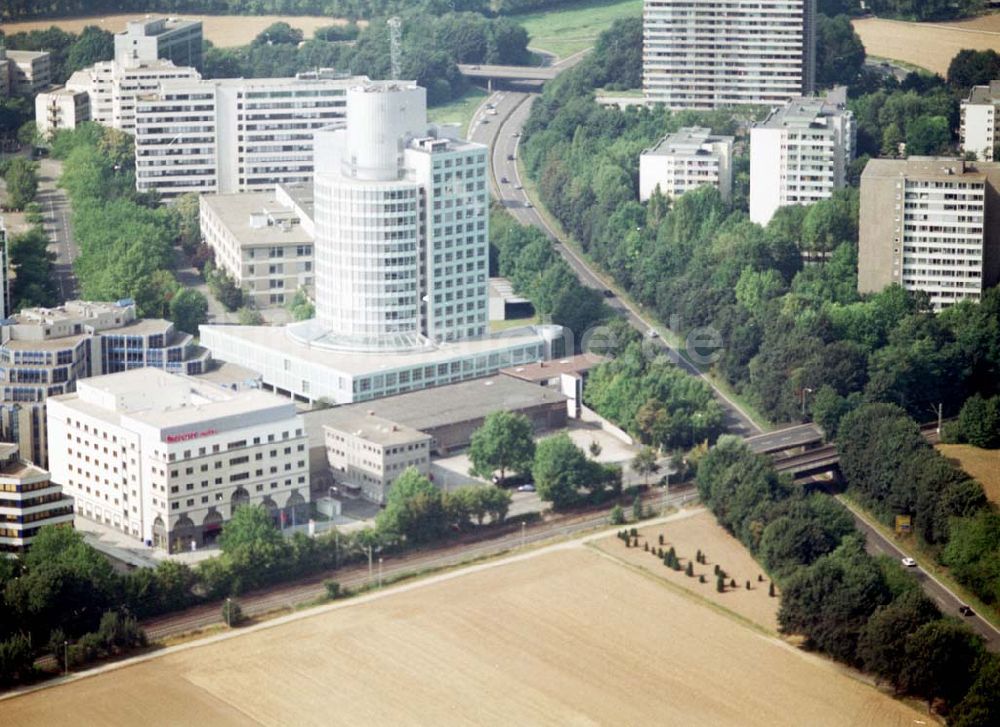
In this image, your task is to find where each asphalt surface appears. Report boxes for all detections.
[471,75,1000,651]
[745,423,824,455]
[842,498,1000,651]
[35,157,78,301]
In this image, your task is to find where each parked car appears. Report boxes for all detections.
[507,153,515,160]
[602,289,615,298]
[901,557,917,567]
[647,329,659,338]
[500,176,509,183]
[514,184,523,190]
[492,473,533,488]
[959,605,975,616]
[516,484,536,493]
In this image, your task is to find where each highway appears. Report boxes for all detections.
[745,423,824,455]
[469,70,1000,650]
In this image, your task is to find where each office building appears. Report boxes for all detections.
[202,80,563,405]
[134,72,362,198]
[858,158,1000,310]
[643,0,816,109]
[3,49,51,96]
[66,59,200,135]
[323,411,431,504]
[199,184,315,307]
[35,86,90,136]
[960,81,1000,162]
[750,87,855,225]
[47,368,308,552]
[114,17,203,70]
[0,443,74,556]
[639,127,733,202]
[0,300,210,467]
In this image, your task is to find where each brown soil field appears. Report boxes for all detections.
[595,509,779,632]
[2,536,926,726]
[854,16,1000,76]
[937,443,1000,504]
[0,14,358,48]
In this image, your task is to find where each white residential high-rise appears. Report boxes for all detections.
[134,72,363,198]
[749,87,855,225]
[643,0,816,110]
[639,127,733,202]
[858,158,1000,311]
[66,59,200,135]
[960,81,1000,162]
[47,368,309,552]
[201,80,562,405]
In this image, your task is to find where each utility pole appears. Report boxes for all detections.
[387,17,402,80]
[64,640,69,675]
[930,402,944,433]
[521,521,526,549]
[800,387,814,419]
[378,557,383,588]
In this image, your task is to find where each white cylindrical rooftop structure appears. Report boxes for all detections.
[342,81,426,182]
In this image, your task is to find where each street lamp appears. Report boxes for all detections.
[225,597,232,628]
[64,640,69,675]
[801,387,814,419]
[378,557,383,588]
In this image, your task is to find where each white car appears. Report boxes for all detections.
[517,484,536,492]
[901,557,917,568]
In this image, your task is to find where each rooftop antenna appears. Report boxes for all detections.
[388,16,402,80]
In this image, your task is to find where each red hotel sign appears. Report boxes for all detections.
[166,428,217,443]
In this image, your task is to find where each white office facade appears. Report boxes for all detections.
[201,81,562,405]
[134,73,363,198]
[639,127,733,202]
[750,87,855,225]
[66,60,200,135]
[47,368,309,552]
[643,0,815,109]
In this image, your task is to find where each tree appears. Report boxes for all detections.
[169,288,209,336]
[4,157,38,210]
[609,504,625,525]
[532,433,592,509]
[8,227,58,310]
[66,26,113,74]
[253,22,304,46]
[815,14,865,87]
[221,599,243,627]
[899,619,985,709]
[632,446,660,487]
[951,654,1000,727]
[218,504,291,590]
[468,411,535,483]
[237,307,265,326]
[376,468,448,543]
[948,48,1000,89]
[906,116,950,156]
[857,589,941,688]
[956,394,1000,448]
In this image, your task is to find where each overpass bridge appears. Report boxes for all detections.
[458,64,561,82]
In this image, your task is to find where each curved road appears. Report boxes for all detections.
[468,78,1000,651]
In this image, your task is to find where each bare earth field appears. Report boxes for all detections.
[3,518,925,726]
[0,14,353,48]
[937,443,1000,505]
[854,16,1000,76]
[595,509,779,632]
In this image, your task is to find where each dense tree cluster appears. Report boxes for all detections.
[203,12,528,105]
[8,226,59,310]
[585,342,726,451]
[51,122,210,329]
[697,438,996,719]
[523,21,1000,428]
[838,403,1000,609]
[866,0,987,21]
[2,157,38,211]
[944,394,1000,449]
[491,206,609,341]
[532,432,621,509]
[0,25,114,86]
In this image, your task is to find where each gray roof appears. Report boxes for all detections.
[303,375,566,446]
[200,187,314,247]
[643,127,732,157]
[756,86,850,130]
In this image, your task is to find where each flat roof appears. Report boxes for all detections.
[643,127,732,157]
[861,157,1000,182]
[322,410,429,447]
[201,190,314,247]
[201,324,551,377]
[501,353,605,382]
[304,375,566,441]
[756,87,850,130]
[6,50,49,61]
[193,360,263,388]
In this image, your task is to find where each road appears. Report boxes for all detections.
[140,488,698,642]
[470,70,1000,650]
[843,498,1000,650]
[35,157,78,302]
[745,423,824,455]
[469,89,760,439]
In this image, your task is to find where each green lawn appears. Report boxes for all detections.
[427,86,489,139]
[511,0,642,59]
